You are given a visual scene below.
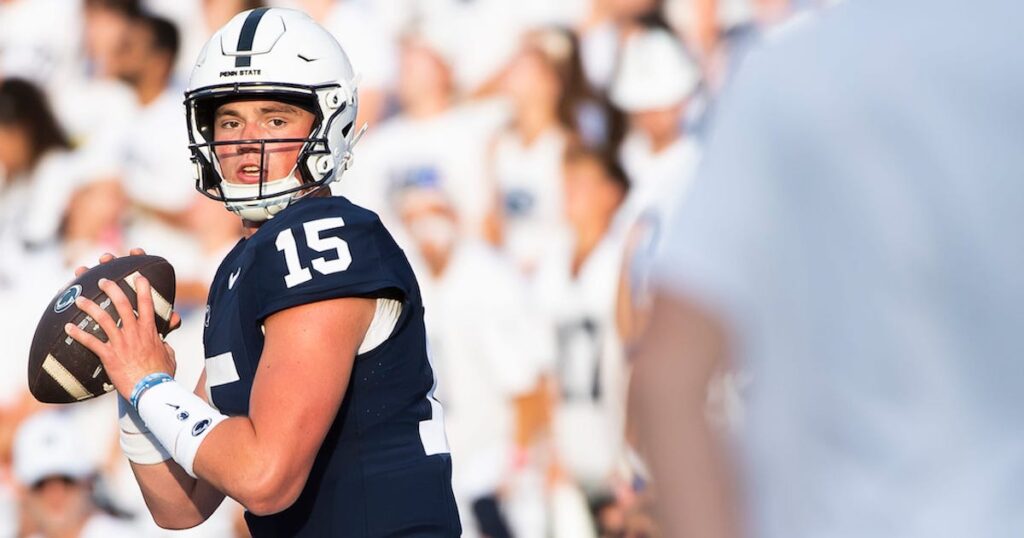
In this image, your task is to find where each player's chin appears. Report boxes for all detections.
[224,174,260,186]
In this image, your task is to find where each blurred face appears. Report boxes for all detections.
[22,476,91,535]
[398,43,452,109]
[631,102,685,145]
[502,50,561,108]
[399,195,459,267]
[213,100,316,185]
[83,6,133,76]
[0,124,30,177]
[609,0,659,19]
[113,21,159,85]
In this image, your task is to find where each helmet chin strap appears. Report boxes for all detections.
[221,164,304,222]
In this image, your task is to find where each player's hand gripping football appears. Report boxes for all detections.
[64,248,182,400]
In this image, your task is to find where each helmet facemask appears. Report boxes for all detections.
[185,82,358,221]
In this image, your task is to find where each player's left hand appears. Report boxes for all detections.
[64,273,177,401]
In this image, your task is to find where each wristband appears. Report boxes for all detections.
[136,380,227,478]
[130,372,173,409]
[118,394,171,464]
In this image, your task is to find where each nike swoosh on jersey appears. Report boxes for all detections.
[228,268,241,290]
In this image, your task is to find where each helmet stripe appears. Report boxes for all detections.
[235,7,270,68]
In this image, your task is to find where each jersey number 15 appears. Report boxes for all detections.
[275,217,352,288]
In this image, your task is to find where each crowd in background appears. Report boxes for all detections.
[0,0,836,536]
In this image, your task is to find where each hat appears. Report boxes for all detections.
[610,29,700,112]
[13,411,95,487]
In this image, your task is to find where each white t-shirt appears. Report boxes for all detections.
[0,151,80,406]
[322,1,396,91]
[579,19,619,91]
[51,77,138,154]
[654,1,1024,536]
[25,512,138,538]
[416,240,543,535]
[533,229,628,493]
[617,130,702,232]
[492,127,571,273]
[117,87,203,275]
[0,0,81,85]
[337,102,506,241]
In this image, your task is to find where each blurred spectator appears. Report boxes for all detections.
[0,0,82,85]
[577,0,668,92]
[610,27,700,228]
[534,147,630,516]
[0,79,91,403]
[490,28,590,275]
[281,0,397,128]
[13,411,135,537]
[397,186,544,538]
[0,78,80,272]
[46,0,138,158]
[0,76,80,538]
[99,12,204,278]
[337,33,501,244]
[201,0,265,32]
[610,28,702,343]
[83,0,142,78]
[399,0,529,97]
[631,1,1024,537]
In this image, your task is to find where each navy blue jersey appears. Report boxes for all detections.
[202,196,460,537]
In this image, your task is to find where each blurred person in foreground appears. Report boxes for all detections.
[13,411,135,537]
[629,1,1024,537]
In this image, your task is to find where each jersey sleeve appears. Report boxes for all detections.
[249,199,412,321]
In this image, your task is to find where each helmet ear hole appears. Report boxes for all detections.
[325,89,343,110]
[315,155,332,175]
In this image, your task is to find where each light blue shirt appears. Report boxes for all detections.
[655,1,1024,537]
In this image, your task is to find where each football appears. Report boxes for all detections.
[27,255,176,404]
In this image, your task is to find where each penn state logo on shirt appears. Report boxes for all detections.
[54,285,83,313]
[503,189,536,218]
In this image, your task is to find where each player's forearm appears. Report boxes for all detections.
[192,416,309,516]
[130,460,225,529]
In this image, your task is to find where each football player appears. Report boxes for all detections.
[64,8,461,537]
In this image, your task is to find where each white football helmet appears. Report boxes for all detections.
[185,7,361,221]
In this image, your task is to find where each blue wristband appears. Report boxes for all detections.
[130,373,173,409]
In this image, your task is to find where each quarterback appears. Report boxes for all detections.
[65,8,461,537]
